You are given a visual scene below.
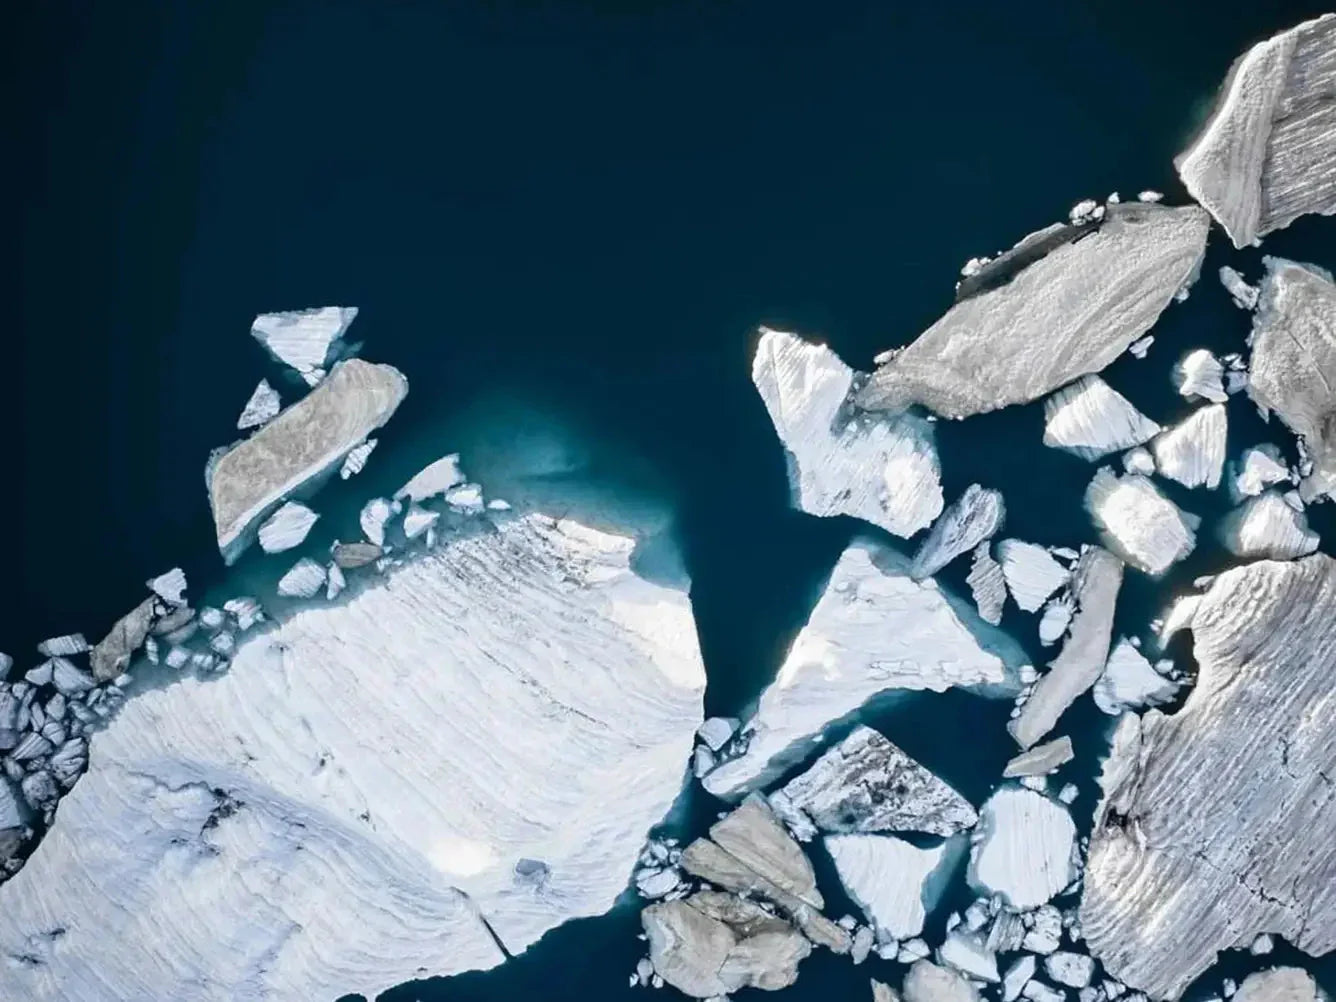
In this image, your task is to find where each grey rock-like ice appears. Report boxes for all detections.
[703,538,1022,799]
[1151,405,1227,489]
[1246,257,1336,501]
[236,378,281,430]
[339,438,377,479]
[1233,969,1324,1002]
[911,485,1006,580]
[967,544,1006,626]
[752,328,943,538]
[147,567,188,606]
[207,359,408,562]
[1232,444,1291,498]
[1219,491,1320,561]
[828,834,953,940]
[1042,376,1160,460]
[1173,350,1228,403]
[250,306,358,385]
[857,203,1210,418]
[768,726,977,840]
[1004,736,1075,778]
[903,960,983,1002]
[276,557,327,599]
[997,540,1071,613]
[90,597,157,681]
[1174,15,1336,247]
[1220,266,1261,309]
[0,513,706,1002]
[257,501,320,554]
[1085,469,1197,575]
[1092,639,1178,715]
[1010,548,1122,749]
[1082,555,1336,999]
[396,453,465,503]
[969,787,1077,910]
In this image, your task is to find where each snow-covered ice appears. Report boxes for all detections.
[1042,376,1160,460]
[257,501,320,554]
[968,787,1076,910]
[1085,469,1197,575]
[1151,405,1227,489]
[997,540,1070,613]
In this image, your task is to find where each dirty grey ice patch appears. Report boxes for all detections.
[1081,554,1336,999]
[856,202,1209,418]
[1175,14,1336,247]
[909,485,1005,580]
[250,305,359,386]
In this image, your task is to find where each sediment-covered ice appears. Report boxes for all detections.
[1082,554,1336,998]
[207,359,408,562]
[257,501,320,554]
[236,378,281,430]
[0,513,706,1002]
[1092,639,1179,715]
[1151,404,1227,489]
[250,306,359,385]
[1173,350,1227,403]
[1003,736,1075,778]
[911,485,1006,580]
[1042,376,1160,460]
[967,544,1006,626]
[969,787,1076,910]
[1219,491,1320,560]
[752,329,943,538]
[997,540,1070,613]
[828,834,953,940]
[857,203,1210,418]
[1174,14,1336,247]
[1085,469,1197,575]
[703,538,1022,799]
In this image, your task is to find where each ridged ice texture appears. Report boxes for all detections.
[968,787,1076,910]
[703,539,1020,800]
[752,328,943,538]
[1085,469,1197,575]
[1042,375,1161,460]
[0,514,706,1002]
[1219,491,1320,560]
[996,540,1069,613]
[910,485,1006,580]
[257,501,320,554]
[967,544,1006,625]
[207,359,408,562]
[1246,257,1336,501]
[250,306,359,385]
[1081,554,1336,999]
[827,834,950,940]
[1174,15,1336,247]
[857,203,1210,418]
[1151,404,1228,489]
[1173,350,1227,403]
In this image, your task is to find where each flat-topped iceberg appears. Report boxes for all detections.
[207,359,408,562]
[752,328,942,537]
[856,203,1210,418]
[1174,14,1336,247]
[968,787,1076,910]
[828,834,955,940]
[1219,491,1320,561]
[1082,554,1336,999]
[256,501,320,554]
[0,514,706,1002]
[1150,404,1227,489]
[1085,469,1197,575]
[250,305,359,385]
[703,538,1023,799]
[996,540,1070,613]
[1042,375,1160,460]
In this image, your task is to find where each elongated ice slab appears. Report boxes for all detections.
[1219,491,1320,560]
[0,514,706,1002]
[828,834,952,940]
[967,544,1006,626]
[250,306,358,385]
[752,329,943,538]
[911,485,1005,580]
[236,379,280,430]
[339,438,377,479]
[1042,376,1160,460]
[1151,404,1227,489]
[1085,469,1197,575]
[396,454,465,503]
[257,501,319,554]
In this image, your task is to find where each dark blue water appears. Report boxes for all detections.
[9,1,1336,998]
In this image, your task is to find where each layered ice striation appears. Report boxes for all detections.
[1219,491,1320,561]
[968,787,1076,910]
[1085,469,1197,575]
[256,501,320,554]
[1150,404,1228,490]
[910,485,1005,580]
[1042,375,1160,460]
[250,306,359,385]
[1174,14,1336,247]
[0,514,706,1002]
[752,328,942,537]
[828,834,954,941]
[996,540,1069,613]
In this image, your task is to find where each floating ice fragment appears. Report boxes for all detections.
[445,483,485,513]
[257,502,320,554]
[402,506,440,540]
[1043,376,1160,460]
[1085,469,1197,575]
[36,635,89,657]
[1232,444,1290,499]
[1003,956,1037,1002]
[1127,336,1154,359]
[1092,639,1179,715]
[250,306,358,385]
[1037,596,1074,647]
[911,485,1006,580]
[969,787,1077,910]
[1219,267,1259,310]
[1137,191,1163,203]
[1004,736,1075,778]
[1046,952,1095,989]
[967,544,1006,625]
[236,379,281,430]
[1151,404,1227,489]
[276,558,327,599]
[998,540,1070,613]
[146,568,188,606]
[1218,491,1320,560]
[395,454,464,503]
[325,563,346,600]
[360,498,396,546]
[1173,350,1228,403]
[828,834,952,940]
[939,929,999,983]
[696,717,738,752]
[339,438,377,479]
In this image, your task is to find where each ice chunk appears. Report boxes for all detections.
[753,329,943,537]
[36,635,89,657]
[1173,350,1227,403]
[402,506,440,540]
[1004,956,1038,1002]
[359,497,396,546]
[395,454,464,503]
[1127,336,1154,359]
[1037,596,1074,647]
[1219,491,1320,560]
[236,379,280,430]
[939,930,999,982]
[828,834,953,940]
[445,483,485,513]
[1232,444,1290,499]
[250,306,358,385]
[1085,469,1197,575]
[1092,639,1179,715]
[276,558,327,599]
[998,540,1070,613]
[967,544,1006,626]
[257,501,320,554]
[146,568,188,606]
[1234,969,1322,1002]
[904,961,983,1002]
[325,563,346,601]
[90,598,157,681]
[1043,376,1160,460]
[339,438,377,479]
[1046,953,1095,989]
[1122,448,1155,476]
[969,787,1076,909]
[696,717,738,752]
[1004,736,1075,778]
[1151,405,1227,489]
[1220,266,1260,310]
[911,485,1006,580]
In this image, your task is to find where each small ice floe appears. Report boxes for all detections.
[827,834,953,940]
[910,484,1006,580]
[1231,444,1291,499]
[339,438,377,479]
[223,597,264,631]
[997,540,1070,613]
[1122,447,1156,476]
[968,787,1076,909]
[1137,190,1163,203]
[967,543,1006,626]
[1151,405,1228,489]
[634,867,681,900]
[359,497,397,546]
[939,929,999,983]
[146,568,188,606]
[696,717,739,752]
[1218,491,1320,560]
[486,498,512,511]
[1249,934,1274,955]
[36,635,89,657]
[1219,266,1260,310]
[1003,956,1037,1002]
[49,657,96,694]
[1037,596,1074,646]
[1004,736,1075,778]
[1042,376,1160,460]
[236,378,281,430]
[445,483,485,513]
[250,306,358,386]
[276,558,326,599]
[1093,639,1179,714]
[1174,350,1228,403]
[395,454,464,503]
[325,563,346,600]
[1127,336,1154,359]
[1046,952,1096,989]
[1085,469,1197,575]
[257,502,320,554]
[331,540,383,569]
[402,506,439,540]
[903,959,980,1002]
[1069,199,1102,225]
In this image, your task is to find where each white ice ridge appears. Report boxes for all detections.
[1173,349,1227,403]
[257,501,320,554]
[339,438,377,479]
[1151,404,1227,489]
[1174,14,1336,247]
[236,378,281,430]
[1042,375,1160,460]
[751,328,943,538]
[0,514,706,1002]
[703,538,1022,800]
[1219,491,1320,561]
[250,305,359,385]
[828,834,954,940]
[996,540,1069,613]
[968,787,1075,910]
[1085,469,1197,575]
[1092,638,1178,715]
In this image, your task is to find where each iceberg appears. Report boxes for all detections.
[903,960,982,1002]
[236,379,280,430]
[1220,266,1260,309]
[1037,596,1071,645]
[1042,376,1160,460]
[1173,350,1227,403]
[250,306,358,385]
[703,538,1022,799]
[402,506,440,540]
[395,453,465,504]
[339,438,377,479]
[0,513,706,1002]
[752,329,943,538]
[1085,469,1197,575]
[256,501,320,554]
[1150,404,1227,489]
[1231,444,1291,498]
[829,834,953,940]
[1234,969,1322,1002]
[36,634,88,657]
[207,359,408,562]
[910,485,1006,580]
[146,567,188,606]
[1091,639,1178,715]
[997,540,1070,613]
[857,203,1210,418]
[1218,491,1320,561]
[966,543,1006,626]
[1174,14,1336,247]
[968,787,1076,910]
[1003,736,1074,778]
[359,497,396,546]
[276,557,326,598]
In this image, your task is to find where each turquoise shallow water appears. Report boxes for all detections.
[8,0,1336,998]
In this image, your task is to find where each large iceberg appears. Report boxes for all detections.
[968,787,1076,910]
[828,834,954,940]
[0,514,706,1002]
